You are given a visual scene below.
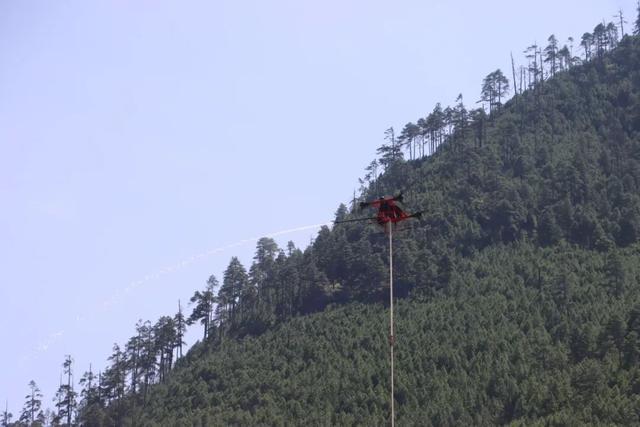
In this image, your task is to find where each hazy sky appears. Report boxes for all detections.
[1,0,636,416]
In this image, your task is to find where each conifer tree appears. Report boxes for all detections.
[77,364,108,424]
[124,326,142,394]
[364,160,380,193]
[580,32,593,60]
[103,343,127,406]
[524,44,540,87]
[558,45,570,70]
[428,103,445,151]
[377,127,403,169]
[19,380,44,426]
[1,401,11,427]
[137,321,157,401]
[188,276,217,339]
[469,108,487,148]
[78,365,99,407]
[481,70,509,113]
[416,117,428,157]
[54,355,76,426]
[174,300,187,359]
[453,94,467,142]
[544,34,559,76]
[400,122,421,160]
[593,23,606,56]
[154,316,177,382]
[251,239,278,296]
[219,257,249,327]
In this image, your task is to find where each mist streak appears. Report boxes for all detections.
[102,222,332,308]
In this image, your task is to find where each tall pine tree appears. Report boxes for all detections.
[54,355,77,426]
[19,380,44,426]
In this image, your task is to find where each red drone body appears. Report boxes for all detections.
[335,192,422,228]
[361,195,416,225]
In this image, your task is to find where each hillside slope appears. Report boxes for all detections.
[132,244,640,425]
[82,32,640,426]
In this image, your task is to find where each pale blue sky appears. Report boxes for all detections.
[1,0,636,415]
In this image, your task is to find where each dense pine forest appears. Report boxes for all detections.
[5,8,640,426]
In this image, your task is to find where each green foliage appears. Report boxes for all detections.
[52,356,76,426]
[18,380,44,426]
[187,276,217,340]
[123,244,640,425]
[481,69,510,113]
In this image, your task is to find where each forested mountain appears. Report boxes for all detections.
[122,244,640,425]
[6,11,640,427]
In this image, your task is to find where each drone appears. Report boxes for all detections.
[335,192,422,227]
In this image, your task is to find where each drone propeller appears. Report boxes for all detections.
[360,191,405,209]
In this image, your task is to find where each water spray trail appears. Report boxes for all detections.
[21,330,65,363]
[102,221,332,308]
[27,222,332,360]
